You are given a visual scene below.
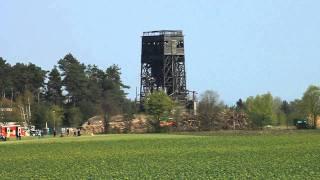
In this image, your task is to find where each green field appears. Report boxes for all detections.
[1,131,320,179]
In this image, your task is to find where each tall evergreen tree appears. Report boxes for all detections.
[85,64,105,105]
[11,63,47,96]
[58,53,88,106]
[77,65,105,120]
[0,57,12,98]
[101,64,129,115]
[46,66,63,105]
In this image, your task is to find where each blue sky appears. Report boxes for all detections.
[1,0,320,104]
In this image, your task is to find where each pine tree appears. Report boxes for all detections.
[46,66,63,105]
[58,53,88,106]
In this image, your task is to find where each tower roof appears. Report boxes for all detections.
[142,30,183,37]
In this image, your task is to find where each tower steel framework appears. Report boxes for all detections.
[140,30,187,104]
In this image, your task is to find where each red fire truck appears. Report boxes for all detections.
[0,124,25,138]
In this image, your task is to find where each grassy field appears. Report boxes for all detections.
[1,131,320,179]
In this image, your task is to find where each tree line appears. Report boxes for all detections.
[142,89,314,132]
[0,54,135,129]
[196,86,320,130]
[1,54,319,131]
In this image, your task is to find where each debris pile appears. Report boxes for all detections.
[108,115,128,133]
[130,114,152,133]
[81,116,105,134]
[218,109,248,130]
[81,114,156,134]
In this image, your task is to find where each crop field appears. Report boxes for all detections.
[1,131,320,179]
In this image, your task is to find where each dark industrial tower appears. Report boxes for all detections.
[140,30,187,103]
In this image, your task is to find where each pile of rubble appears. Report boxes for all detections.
[108,115,128,133]
[130,114,152,133]
[81,116,105,135]
[81,114,152,134]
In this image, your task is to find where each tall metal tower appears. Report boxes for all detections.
[140,30,187,103]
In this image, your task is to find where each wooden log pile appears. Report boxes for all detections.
[108,115,128,133]
[81,114,152,134]
[81,116,105,134]
[218,109,249,130]
[130,114,152,133]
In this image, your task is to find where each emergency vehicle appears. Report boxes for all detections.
[0,124,26,138]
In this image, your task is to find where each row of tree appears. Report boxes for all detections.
[197,85,320,130]
[1,54,319,131]
[0,54,135,129]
